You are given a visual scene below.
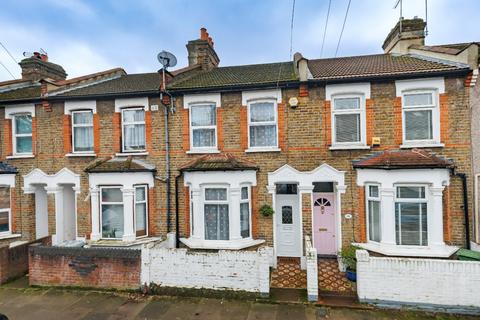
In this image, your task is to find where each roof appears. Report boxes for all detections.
[85,156,156,173]
[352,149,454,170]
[0,85,41,102]
[179,153,258,172]
[0,162,17,174]
[168,62,296,90]
[410,42,480,56]
[307,53,468,81]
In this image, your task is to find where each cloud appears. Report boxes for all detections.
[44,0,95,18]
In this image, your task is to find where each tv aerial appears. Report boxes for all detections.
[157,51,177,69]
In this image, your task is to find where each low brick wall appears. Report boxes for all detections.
[0,236,51,284]
[29,246,141,290]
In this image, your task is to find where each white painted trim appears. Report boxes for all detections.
[400,143,445,149]
[329,146,371,151]
[325,82,371,100]
[395,77,445,96]
[0,174,16,188]
[0,233,21,240]
[65,153,96,157]
[5,104,35,119]
[475,173,480,244]
[23,168,81,192]
[179,237,265,250]
[186,149,220,154]
[247,98,279,150]
[188,103,218,152]
[241,89,282,105]
[330,93,367,148]
[64,100,97,114]
[268,163,346,189]
[183,93,221,109]
[245,147,281,153]
[356,168,450,188]
[115,152,149,157]
[6,155,35,160]
[354,242,458,258]
[115,97,149,113]
[88,172,154,189]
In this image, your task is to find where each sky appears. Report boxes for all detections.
[1,0,479,81]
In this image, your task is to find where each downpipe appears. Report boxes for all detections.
[453,170,471,250]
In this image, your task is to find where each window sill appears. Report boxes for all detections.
[353,242,459,258]
[6,154,34,159]
[0,233,22,241]
[66,153,96,158]
[88,236,161,248]
[400,143,445,149]
[115,152,149,157]
[245,147,281,153]
[329,145,370,151]
[186,149,220,154]
[180,237,266,250]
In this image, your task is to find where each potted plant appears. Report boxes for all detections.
[259,204,274,217]
[339,245,359,282]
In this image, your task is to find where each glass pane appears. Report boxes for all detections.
[405,110,433,141]
[397,186,425,199]
[0,210,8,232]
[334,97,360,110]
[0,187,10,209]
[404,93,433,106]
[249,125,276,147]
[191,105,216,126]
[395,202,427,246]
[368,200,381,242]
[205,188,227,201]
[123,109,144,122]
[136,187,146,202]
[282,206,293,224]
[369,186,379,198]
[204,204,229,240]
[102,188,122,202]
[124,123,146,150]
[276,184,297,195]
[240,202,250,238]
[73,112,93,124]
[241,187,249,200]
[313,182,334,193]
[135,203,147,236]
[250,102,275,122]
[16,136,32,154]
[15,115,32,134]
[101,204,124,238]
[192,128,216,147]
[335,114,360,143]
[73,127,94,152]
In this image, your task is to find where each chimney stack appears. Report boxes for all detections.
[186,28,220,71]
[19,51,67,81]
[382,18,426,54]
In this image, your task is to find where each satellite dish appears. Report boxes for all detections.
[157,51,177,69]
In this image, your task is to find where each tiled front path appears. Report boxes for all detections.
[270,258,307,289]
[318,258,356,296]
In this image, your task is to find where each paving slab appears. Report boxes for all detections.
[276,304,307,320]
[246,303,278,320]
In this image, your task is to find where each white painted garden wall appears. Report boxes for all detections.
[141,244,271,295]
[305,236,318,302]
[356,250,480,311]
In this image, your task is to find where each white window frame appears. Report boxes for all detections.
[134,184,148,238]
[0,186,11,236]
[401,89,440,147]
[366,183,381,243]
[121,107,146,153]
[100,186,124,240]
[71,110,94,154]
[240,185,252,239]
[331,94,366,147]
[12,113,33,156]
[189,103,218,152]
[247,99,279,150]
[203,185,230,241]
[394,184,429,247]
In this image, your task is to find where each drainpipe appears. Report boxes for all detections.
[160,69,172,234]
[175,173,181,248]
[453,170,471,249]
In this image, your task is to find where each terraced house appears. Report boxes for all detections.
[0,18,478,303]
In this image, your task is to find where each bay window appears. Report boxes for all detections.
[402,91,439,145]
[240,186,251,238]
[395,185,428,246]
[0,187,11,234]
[248,100,278,149]
[204,187,229,240]
[72,110,94,153]
[190,104,217,150]
[122,108,146,152]
[135,185,148,237]
[366,184,381,242]
[332,95,365,146]
[100,187,124,239]
[13,114,33,155]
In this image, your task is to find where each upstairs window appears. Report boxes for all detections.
[0,187,11,234]
[248,100,278,148]
[332,96,365,146]
[395,185,428,246]
[204,187,229,240]
[402,91,439,145]
[72,110,94,153]
[13,114,32,155]
[190,104,217,149]
[122,108,146,152]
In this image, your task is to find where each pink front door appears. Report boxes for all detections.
[313,193,336,255]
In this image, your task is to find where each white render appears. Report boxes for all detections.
[64,100,97,114]
[356,250,480,312]
[114,96,149,113]
[4,103,35,119]
[241,89,282,105]
[325,82,371,100]
[183,92,221,109]
[305,236,318,302]
[395,77,445,97]
[141,243,271,295]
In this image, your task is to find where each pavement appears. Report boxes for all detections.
[0,278,477,320]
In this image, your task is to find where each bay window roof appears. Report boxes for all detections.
[85,156,156,173]
[353,149,454,170]
[179,153,258,172]
[0,162,17,174]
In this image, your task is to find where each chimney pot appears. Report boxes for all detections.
[200,28,208,40]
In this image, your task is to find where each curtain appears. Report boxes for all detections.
[240,202,250,238]
[74,127,94,151]
[335,113,360,143]
[135,187,147,236]
[250,102,275,122]
[405,110,432,140]
[101,204,124,239]
[193,128,215,147]
[249,125,276,147]
[191,105,216,126]
[205,188,227,201]
[124,124,146,150]
[204,204,229,240]
[404,93,433,106]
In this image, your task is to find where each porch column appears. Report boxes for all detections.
[90,187,101,241]
[190,188,203,240]
[122,187,136,242]
[429,186,445,246]
[379,187,396,245]
[230,187,242,240]
[45,186,64,245]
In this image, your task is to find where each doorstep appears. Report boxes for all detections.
[88,237,162,248]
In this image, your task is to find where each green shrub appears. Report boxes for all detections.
[259,204,274,217]
[339,245,360,271]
